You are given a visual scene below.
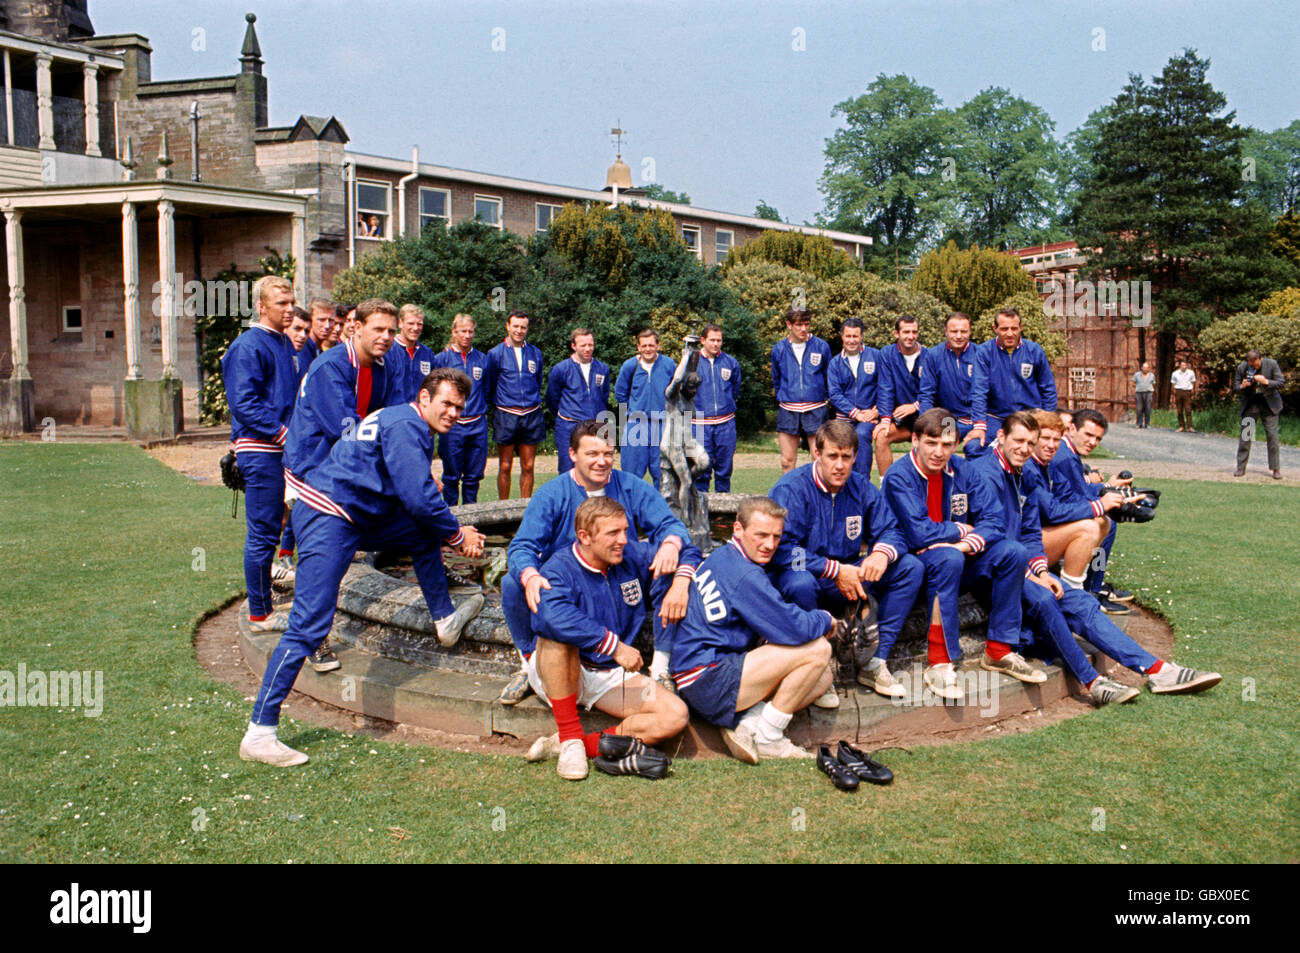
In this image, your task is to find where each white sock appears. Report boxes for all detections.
[434,612,457,636]
[650,650,670,679]
[1060,572,1086,590]
[244,722,276,743]
[753,703,793,743]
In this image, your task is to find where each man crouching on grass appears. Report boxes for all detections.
[670,497,837,763]
[525,497,700,780]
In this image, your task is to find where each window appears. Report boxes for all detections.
[536,202,563,232]
[356,180,390,238]
[419,187,451,232]
[474,195,502,228]
[715,229,733,262]
[62,306,83,332]
[681,225,701,259]
[1068,367,1096,403]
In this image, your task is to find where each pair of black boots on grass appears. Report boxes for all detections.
[817,741,893,792]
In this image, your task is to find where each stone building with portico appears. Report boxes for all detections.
[0,2,871,438]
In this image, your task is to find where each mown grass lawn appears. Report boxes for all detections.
[1,443,1295,863]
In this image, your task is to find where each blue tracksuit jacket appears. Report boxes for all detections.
[302,402,464,545]
[1024,455,1103,524]
[545,358,611,422]
[917,341,977,422]
[1046,435,1106,517]
[387,340,438,403]
[534,539,702,669]
[670,539,834,682]
[485,340,544,412]
[614,354,677,414]
[221,323,297,451]
[431,346,491,421]
[828,347,880,418]
[693,352,741,423]
[771,335,831,411]
[769,464,904,577]
[875,343,924,421]
[970,336,1058,427]
[972,446,1050,576]
[284,338,398,484]
[879,451,1004,555]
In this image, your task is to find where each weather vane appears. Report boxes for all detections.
[610,121,627,157]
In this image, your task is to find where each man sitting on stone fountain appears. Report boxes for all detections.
[980,412,1221,700]
[880,408,1036,702]
[670,497,838,763]
[525,497,700,780]
[768,419,924,702]
[240,368,487,766]
[502,420,695,704]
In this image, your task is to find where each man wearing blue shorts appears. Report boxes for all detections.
[772,307,831,474]
[486,310,545,499]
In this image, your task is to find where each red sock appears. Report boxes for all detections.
[985,640,1012,660]
[550,694,584,743]
[1146,659,1164,675]
[583,729,611,758]
[277,549,292,558]
[249,613,268,623]
[927,623,949,665]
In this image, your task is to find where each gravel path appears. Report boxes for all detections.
[1086,422,1299,484]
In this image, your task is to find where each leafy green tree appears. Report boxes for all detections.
[973,291,1068,362]
[1242,121,1300,216]
[718,261,821,345]
[1270,210,1300,268]
[720,229,856,280]
[810,270,949,350]
[1197,310,1300,407]
[910,241,1035,319]
[1258,286,1300,317]
[198,249,296,425]
[753,200,783,221]
[642,183,692,205]
[819,74,954,258]
[1071,50,1299,403]
[947,87,1063,248]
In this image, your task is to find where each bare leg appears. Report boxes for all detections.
[518,443,537,498]
[778,432,801,473]
[497,444,516,500]
[534,637,579,699]
[735,638,832,713]
[874,424,909,475]
[1061,516,1108,579]
[1042,519,1097,569]
[593,673,689,745]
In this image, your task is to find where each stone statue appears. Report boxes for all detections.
[660,334,712,551]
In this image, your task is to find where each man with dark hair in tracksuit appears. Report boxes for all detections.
[827,316,880,478]
[772,307,831,474]
[240,369,487,766]
[880,407,1041,701]
[545,327,611,475]
[918,312,984,457]
[692,323,741,492]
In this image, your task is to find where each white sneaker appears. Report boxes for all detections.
[720,723,760,764]
[435,593,484,648]
[754,735,814,759]
[1089,675,1140,706]
[924,662,964,700]
[858,658,906,698]
[527,732,561,763]
[812,684,840,709]
[270,556,296,585]
[239,733,309,767]
[1147,662,1221,695]
[248,610,291,633]
[557,739,588,780]
[980,650,1047,684]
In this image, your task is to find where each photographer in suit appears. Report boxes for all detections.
[1234,349,1286,480]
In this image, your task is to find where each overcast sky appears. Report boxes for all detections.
[94,0,1299,225]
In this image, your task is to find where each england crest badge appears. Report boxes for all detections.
[420,360,431,375]
[809,352,822,366]
[527,360,537,373]
[845,515,862,540]
[1020,362,1033,379]
[950,492,968,516]
[864,361,875,375]
[720,368,732,380]
[595,373,605,386]
[620,580,642,606]
[472,366,483,380]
